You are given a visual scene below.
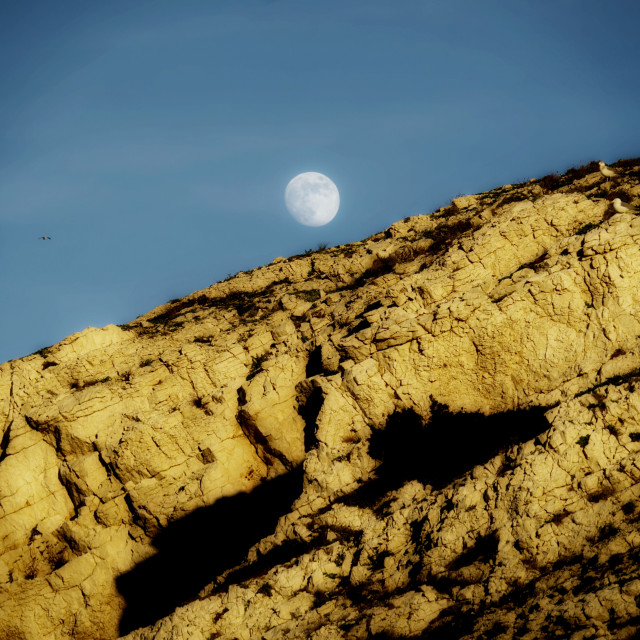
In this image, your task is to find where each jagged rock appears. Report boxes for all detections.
[1,159,640,639]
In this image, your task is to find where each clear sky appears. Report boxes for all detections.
[2,0,639,364]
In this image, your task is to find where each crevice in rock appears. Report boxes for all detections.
[345,317,372,337]
[122,492,157,536]
[57,464,84,519]
[0,420,12,463]
[305,344,339,377]
[91,443,125,487]
[306,345,324,378]
[236,409,293,471]
[24,414,63,454]
[299,385,324,452]
[363,300,383,314]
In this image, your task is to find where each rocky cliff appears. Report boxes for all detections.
[2,160,640,640]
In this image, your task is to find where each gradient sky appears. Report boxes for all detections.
[2,0,639,364]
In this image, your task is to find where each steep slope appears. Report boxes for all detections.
[1,160,640,640]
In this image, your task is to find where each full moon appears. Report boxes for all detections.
[285,172,340,227]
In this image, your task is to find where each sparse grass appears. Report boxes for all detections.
[303,242,328,255]
[498,193,528,207]
[615,158,640,170]
[24,558,38,580]
[539,173,562,192]
[564,160,599,181]
[432,204,457,218]
[332,258,396,293]
[247,352,269,380]
[143,279,290,329]
[70,376,111,390]
[296,289,321,303]
[577,435,590,448]
[421,217,475,255]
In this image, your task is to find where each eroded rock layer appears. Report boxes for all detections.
[1,160,640,639]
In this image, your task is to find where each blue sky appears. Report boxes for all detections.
[1,0,639,364]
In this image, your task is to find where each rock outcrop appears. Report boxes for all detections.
[1,159,640,639]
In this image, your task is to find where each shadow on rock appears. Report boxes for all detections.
[116,466,304,635]
[117,402,551,633]
[344,402,551,507]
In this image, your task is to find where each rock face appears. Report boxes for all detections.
[2,160,640,640]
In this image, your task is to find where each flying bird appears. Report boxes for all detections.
[599,161,619,179]
[612,198,638,214]
[38,236,52,240]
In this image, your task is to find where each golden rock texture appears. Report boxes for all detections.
[1,160,640,639]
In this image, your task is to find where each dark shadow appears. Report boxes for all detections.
[214,532,329,593]
[305,345,324,378]
[374,402,550,490]
[117,401,552,634]
[449,532,498,571]
[342,402,551,508]
[300,386,324,451]
[116,466,304,635]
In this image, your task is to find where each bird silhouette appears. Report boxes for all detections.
[38,236,52,240]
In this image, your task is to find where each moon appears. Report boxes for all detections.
[285,172,340,227]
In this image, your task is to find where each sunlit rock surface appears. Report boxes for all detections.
[1,160,640,639]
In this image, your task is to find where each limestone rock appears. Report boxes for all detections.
[1,158,640,639]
